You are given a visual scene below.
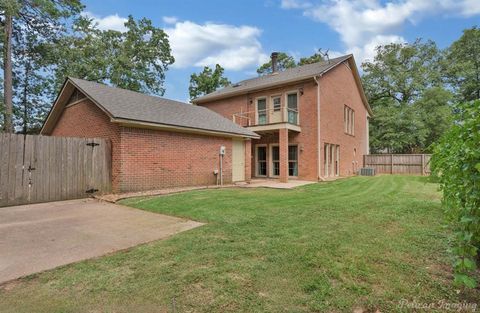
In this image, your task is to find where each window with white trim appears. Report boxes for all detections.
[257,98,267,125]
[287,93,298,124]
[271,145,280,176]
[272,96,281,112]
[288,145,298,176]
[256,146,267,176]
[344,105,355,135]
[324,143,340,177]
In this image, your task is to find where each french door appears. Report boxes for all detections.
[256,146,267,176]
[324,143,340,177]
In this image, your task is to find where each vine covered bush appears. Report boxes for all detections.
[431,100,480,288]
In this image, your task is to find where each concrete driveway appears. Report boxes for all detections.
[0,199,203,284]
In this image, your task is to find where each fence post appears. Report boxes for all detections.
[391,154,394,174]
[421,154,425,176]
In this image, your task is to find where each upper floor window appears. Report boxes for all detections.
[257,98,267,125]
[287,92,298,124]
[272,96,281,111]
[344,105,355,135]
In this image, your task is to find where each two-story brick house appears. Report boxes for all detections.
[41,54,371,193]
[193,54,373,182]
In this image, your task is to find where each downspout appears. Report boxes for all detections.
[313,75,325,181]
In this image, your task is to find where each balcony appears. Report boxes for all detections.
[232,106,301,133]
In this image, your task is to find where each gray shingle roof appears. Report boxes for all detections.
[68,77,259,138]
[193,55,352,103]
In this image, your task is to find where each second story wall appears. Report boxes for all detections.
[319,61,369,176]
[197,81,316,128]
[198,80,320,180]
[197,94,249,122]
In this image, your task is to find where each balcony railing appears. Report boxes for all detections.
[232,106,299,127]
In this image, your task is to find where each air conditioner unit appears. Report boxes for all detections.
[359,168,376,176]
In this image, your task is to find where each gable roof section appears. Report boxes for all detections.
[193,54,373,116]
[41,77,259,138]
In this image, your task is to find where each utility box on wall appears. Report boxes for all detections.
[219,146,226,155]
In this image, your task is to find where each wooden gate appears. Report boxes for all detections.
[0,133,111,207]
[363,154,432,175]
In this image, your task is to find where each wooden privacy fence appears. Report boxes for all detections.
[0,133,111,207]
[363,154,432,175]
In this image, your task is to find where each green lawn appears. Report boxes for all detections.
[0,176,478,312]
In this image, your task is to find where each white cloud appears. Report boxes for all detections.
[162,16,178,24]
[454,0,480,16]
[282,0,480,63]
[347,35,406,63]
[81,13,268,71]
[82,12,127,32]
[165,21,269,70]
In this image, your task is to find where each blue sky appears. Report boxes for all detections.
[82,0,480,102]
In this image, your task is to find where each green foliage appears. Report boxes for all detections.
[431,100,480,288]
[256,50,326,76]
[444,27,480,101]
[369,101,428,153]
[256,52,296,75]
[413,87,453,151]
[298,49,325,65]
[189,64,230,100]
[362,40,451,153]
[362,40,442,106]
[0,0,83,133]
[50,15,174,96]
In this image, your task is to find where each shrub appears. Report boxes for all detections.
[431,100,480,288]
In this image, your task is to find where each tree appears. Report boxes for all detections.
[361,40,446,153]
[444,26,480,101]
[256,50,328,75]
[14,30,52,133]
[256,52,295,75]
[189,64,230,100]
[298,49,324,65]
[413,87,453,151]
[431,100,480,288]
[362,40,442,106]
[1,0,83,132]
[369,100,428,153]
[50,15,175,96]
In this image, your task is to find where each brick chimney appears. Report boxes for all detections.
[271,52,279,73]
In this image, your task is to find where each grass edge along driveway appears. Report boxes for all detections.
[0,176,478,312]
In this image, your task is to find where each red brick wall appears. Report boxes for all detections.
[48,97,239,193]
[49,99,122,190]
[199,81,319,181]
[118,127,233,192]
[199,94,250,121]
[198,62,369,180]
[319,62,369,176]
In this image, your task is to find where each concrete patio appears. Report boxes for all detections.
[0,199,203,284]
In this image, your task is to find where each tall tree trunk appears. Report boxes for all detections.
[3,14,13,133]
[21,59,31,134]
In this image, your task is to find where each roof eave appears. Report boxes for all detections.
[347,57,374,117]
[112,118,260,139]
[193,75,320,104]
[193,56,351,104]
[40,78,71,135]
[40,77,115,135]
